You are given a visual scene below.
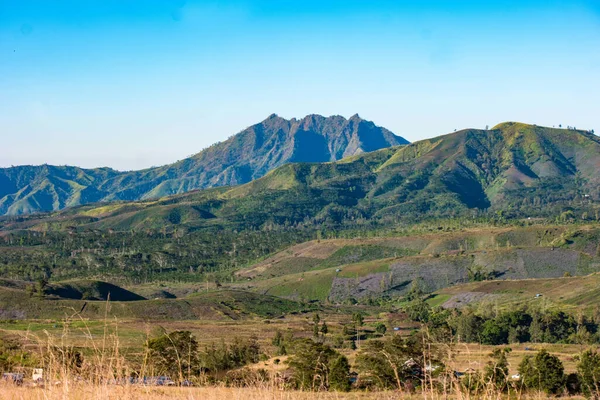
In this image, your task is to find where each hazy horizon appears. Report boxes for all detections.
[2,0,599,170]
[0,115,593,172]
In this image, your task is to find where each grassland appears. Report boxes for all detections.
[234,225,600,303]
[0,385,579,400]
[0,286,311,321]
[435,273,600,313]
[0,385,467,400]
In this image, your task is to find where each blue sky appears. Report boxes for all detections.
[1,0,599,170]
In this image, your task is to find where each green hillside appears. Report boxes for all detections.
[6,122,598,232]
[0,114,406,216]
[0,284,308,321]
[234,225,600,303]
[433,273,600,313]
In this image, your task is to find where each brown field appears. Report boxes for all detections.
[0,384,579,400]
[2,313,587,376]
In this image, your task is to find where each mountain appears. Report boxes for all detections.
[5,122,598,232]
[0,114,407,215]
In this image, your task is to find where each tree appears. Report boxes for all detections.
[320,322,329,336]
[480,320,508,345]
[405,279,424,301]
[313,323,320,338]
[355,334,429,391]
[484,347,511,391]
[352,313,364,327]
[313,313,321,325]
[375,323,387,335]
[271,330,283,347]
[329,355,351,392]
[405,298,431,323]
[518,349,565,394]
[35,278,48,298]
[577,349,600,397]
[0,337,36,372]
[452,312,483,343]
[287,340,338,391]
[146,330,199,380]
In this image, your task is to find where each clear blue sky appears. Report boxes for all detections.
[1,0,599,171]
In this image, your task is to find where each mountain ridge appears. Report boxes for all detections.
[2,121,598,233]
[0,114,407,215]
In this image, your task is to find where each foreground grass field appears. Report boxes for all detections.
[0,385,395,400]
[0,382,584,400]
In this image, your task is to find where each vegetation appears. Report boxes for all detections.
[0,114,405,216]
[1,122,600,399]
[518,349,565,394]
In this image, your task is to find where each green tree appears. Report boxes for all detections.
[405,278,424,301]
[320,322,328,336]
[287,340,338,391]
[483,347,511,391]
[518,349,565,395]
[451,312,483,343]
[329,355,351,392]
[35,278,48,298]
[352,313,364,327]
[577,349,600,398]
[146,330,199,380]
[375,323,387,335]
[313,313,321,325]
[405,298,431,323]
[480,320,508,345]
[0,337,37,372]
[355,334,428,391]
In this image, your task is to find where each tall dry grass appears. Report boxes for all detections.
[0,305,582,400]
[0,383,573,400]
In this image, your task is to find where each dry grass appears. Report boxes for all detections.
[0,384,579,400]
[0,308,591,400]
[0,385,381,400]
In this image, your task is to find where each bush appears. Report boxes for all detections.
[329,355,351,392]
[577,349,600,397]
[287,340,339,391]
[483,347,511,392]
[146,330,199,379]
[518,349,565,395]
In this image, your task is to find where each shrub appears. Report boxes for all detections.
[577,349,600,398]
[329,355,351,392]
[146,330,199,379]
[287,340,339,391]
[518,349,565,394]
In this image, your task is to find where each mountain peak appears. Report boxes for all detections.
[0,114,407,215]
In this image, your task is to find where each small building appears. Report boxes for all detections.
[32,368,44,383]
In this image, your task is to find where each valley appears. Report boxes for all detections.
[1,122,600,398]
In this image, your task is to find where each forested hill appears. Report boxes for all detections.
[0,114,407,216]
[3,122,598,233]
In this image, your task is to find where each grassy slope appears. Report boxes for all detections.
[0,286,308,321]
[4,122,597,232]
[0,115,405,216]
[435,273,600,313]
[234,225,600,302]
